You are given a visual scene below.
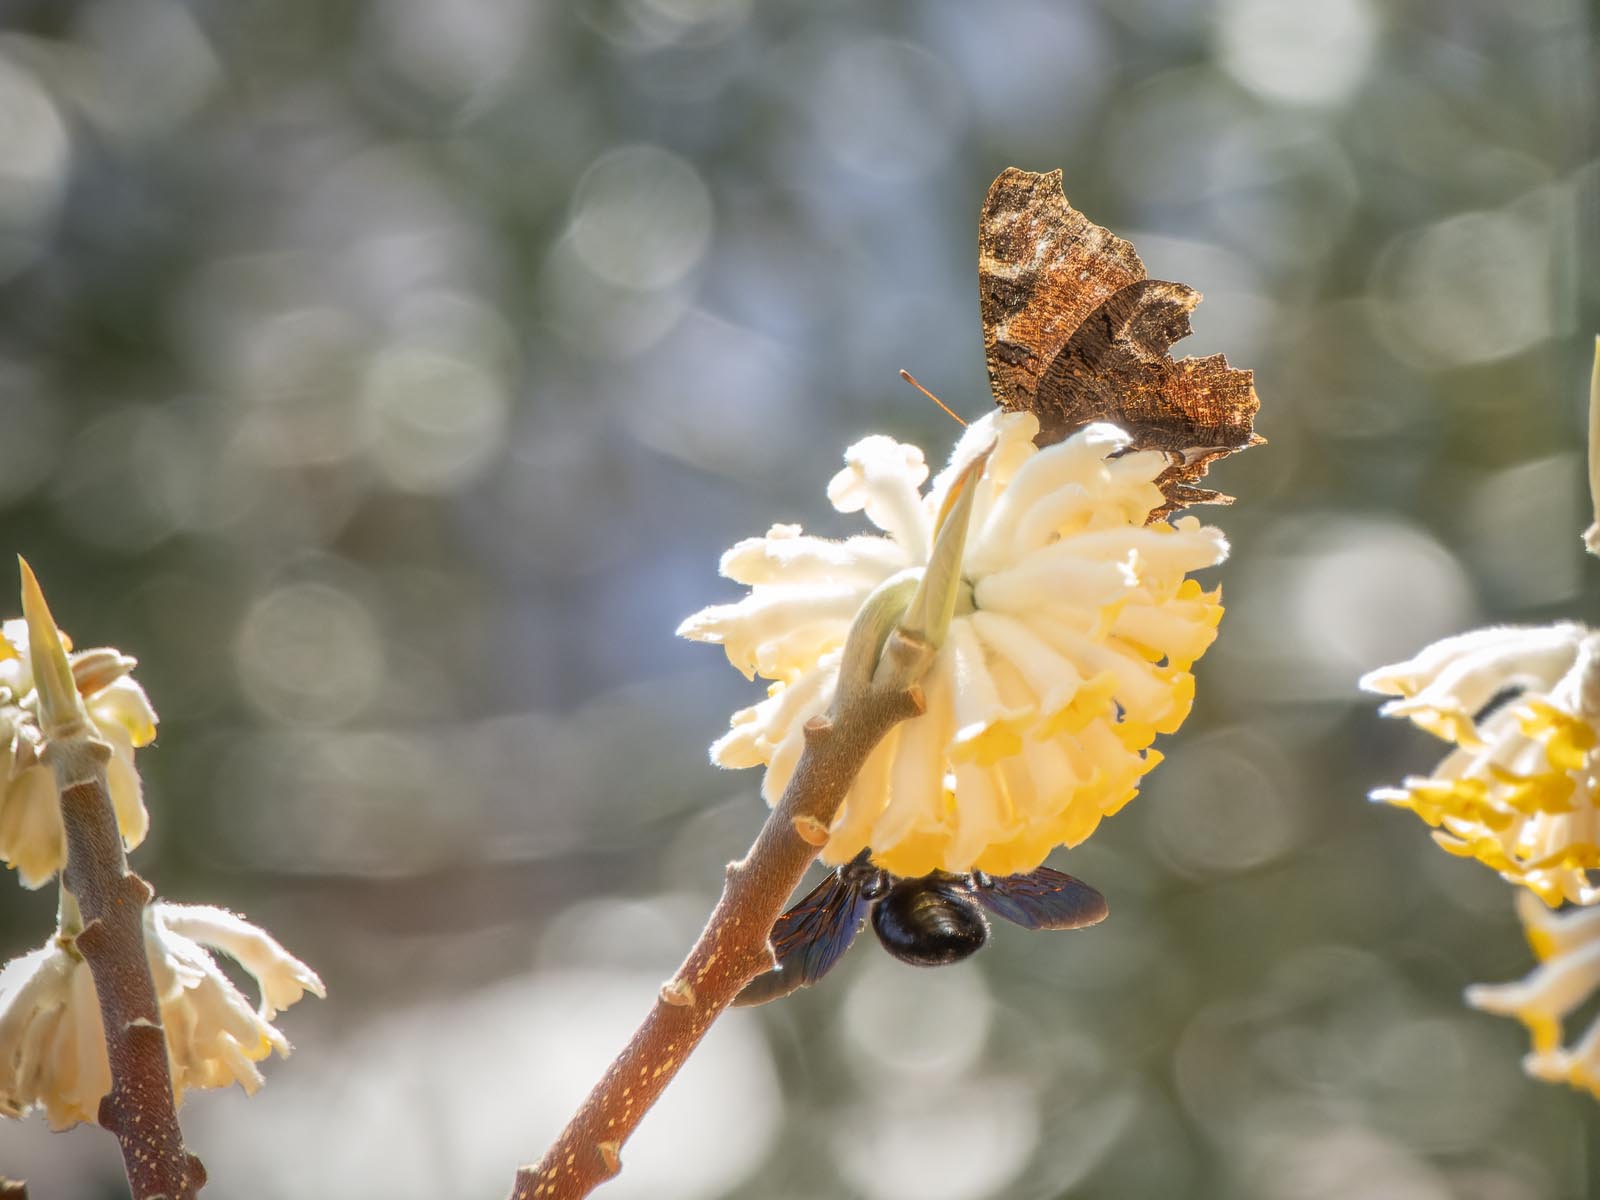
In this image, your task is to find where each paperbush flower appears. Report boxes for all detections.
[0,618,157,888]
[0,902,324,1129]
[679,411,1228,878]
[1361,624,1600,906]
[1467,888,1600,1098]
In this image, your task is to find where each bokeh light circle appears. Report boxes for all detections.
[235,582,385,725]
[362,344,509,494]
[1216,0,1380,108]
[569,145,713,291]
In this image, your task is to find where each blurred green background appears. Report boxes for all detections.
[1,0,1598,1196]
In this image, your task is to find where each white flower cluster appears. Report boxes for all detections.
[0,596,323,1129]
[1362,623,1600,905]
[0,903,325,1129]
[681,410,1228,878]
[0,618,155,888]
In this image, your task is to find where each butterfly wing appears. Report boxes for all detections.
[977,168,1260,517]
[979,167,1146,418]
[971,867,1108,931]
[733,868,874,1007]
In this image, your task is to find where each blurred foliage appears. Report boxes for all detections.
[1,0,1598,1196]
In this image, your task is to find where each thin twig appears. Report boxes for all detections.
[20,561,205,1199]
[56,775,206,1198]
[511,626,936,1199]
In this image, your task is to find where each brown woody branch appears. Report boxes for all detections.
[56,765,206,1200]
[510,626,936,1200]
[0,1176,27,1199]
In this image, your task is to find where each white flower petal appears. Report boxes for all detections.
[158,905,327,1019]
[974,551,1134,616]
[968,422,1136,567]
[677,588,863,681]
[947,621,1033,765]
[924,411,1039,530]
[87,676,159,749]
[719,528,910,587]
[863,652,955,861]
[0,763,64,889]
[827,434,931,550]
[826,727,901,861]
[1516,886,1600,960]
[967,611,1086,730]
[1466,944,1600,1024]
[946,761,1016,871]
[1359,623,1585,698]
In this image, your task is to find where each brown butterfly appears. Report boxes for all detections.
[978,168,1262,518]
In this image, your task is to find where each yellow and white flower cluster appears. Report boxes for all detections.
[0,902,325,1128]
[1364,340,1600,1103]
[0,617,157,888]
[1361,623,1600,907]
[1362,616,1600,1101]
[680,410,1228,878]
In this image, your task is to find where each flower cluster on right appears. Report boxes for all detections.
[1363,343,1600,1101]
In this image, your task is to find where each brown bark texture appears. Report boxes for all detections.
[58,775,206,1200]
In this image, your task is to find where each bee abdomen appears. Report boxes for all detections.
[870,878,989,966]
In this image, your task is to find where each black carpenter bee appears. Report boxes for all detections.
[734,848,1108,1006]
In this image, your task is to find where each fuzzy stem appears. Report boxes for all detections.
[509,622,936,1199]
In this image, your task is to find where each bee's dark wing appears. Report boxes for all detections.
[971,867,1108,930]
[733,869,873,1007]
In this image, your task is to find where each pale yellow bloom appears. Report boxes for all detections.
[679,411,1228,877]
[0,617,157,888]
[1467,888,1600,1098]
[1361,624,1600,906]
[0,901,324,1129]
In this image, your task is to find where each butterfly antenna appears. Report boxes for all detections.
[899,369,966,427]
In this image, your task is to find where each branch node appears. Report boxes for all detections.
[596,1141,622,1175]
[119,872,155,907]
[658,978,695,1008]
[802,714,833,741]
[791,814,830,846]
[886,627,932,667]
[904,683,927,715]
[75,918,111,956]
